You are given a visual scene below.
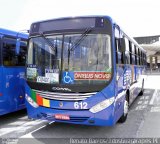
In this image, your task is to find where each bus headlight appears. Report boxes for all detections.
[25,94,39,108]
[89,97,115,113]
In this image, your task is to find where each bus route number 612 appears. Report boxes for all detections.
[74,102,88,109]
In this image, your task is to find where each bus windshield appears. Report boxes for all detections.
[27,33,112,85]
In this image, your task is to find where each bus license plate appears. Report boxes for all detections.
[55,114,70,120]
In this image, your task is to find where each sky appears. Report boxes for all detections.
[0,0,160,37]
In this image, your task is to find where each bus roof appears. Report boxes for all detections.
[31,15,113,25]
[29,15,114,35]
[0,28,28,39]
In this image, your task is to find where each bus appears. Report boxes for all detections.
[0,28,28,115]
[25,16,146,126]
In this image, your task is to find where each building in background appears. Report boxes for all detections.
[134,35,160,71]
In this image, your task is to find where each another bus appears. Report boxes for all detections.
[0,28,28,115]
[25,16,146,126]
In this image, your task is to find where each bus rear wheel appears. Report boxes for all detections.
[139,79,144,96]
[118,95,129,123]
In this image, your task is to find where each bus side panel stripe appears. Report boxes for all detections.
[36,94,43,106]
[31,89,36,102]
[43,98,50,107]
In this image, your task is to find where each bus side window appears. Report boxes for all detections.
[134,46,137,65]
[18,41,27,66]
[120,38,126,64]
[125,37,130,64]
[114,27,125,64]
[3,37,27,66]
[140,51,143,65]
[131,43,135,65]
[143,52,146,65]
[145,54,147,65]
[115,38,122,64]
[137,48,140,65]
[129,41,132,64]
[115,38,118,63]
[3,37,16,66]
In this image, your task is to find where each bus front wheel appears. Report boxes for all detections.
[118,95,129,123]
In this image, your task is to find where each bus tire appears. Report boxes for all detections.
[118,94,129,123]
[139,79,144,96]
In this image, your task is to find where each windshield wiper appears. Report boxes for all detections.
[39,32,57,55]
[67,27,93,70]
[67,37,71,70]
[69,27,93,51]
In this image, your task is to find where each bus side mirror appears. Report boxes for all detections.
[16,38,20,55]
[119,38,126,53]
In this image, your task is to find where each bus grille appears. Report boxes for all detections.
[69,116,89,122]
[33,89,97,101]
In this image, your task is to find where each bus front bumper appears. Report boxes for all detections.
[26,101,115,126]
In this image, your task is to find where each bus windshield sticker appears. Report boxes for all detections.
[62,71,74,84]
[74,72,111,80]
[27,67,37,79]
[45,69,59,84]
[37,76,50,83]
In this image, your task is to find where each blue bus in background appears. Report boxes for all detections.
[0,28,28,115]
[25,16,146,126]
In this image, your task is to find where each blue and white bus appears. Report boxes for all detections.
[25,16,146,126]
[0,28,28,115]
